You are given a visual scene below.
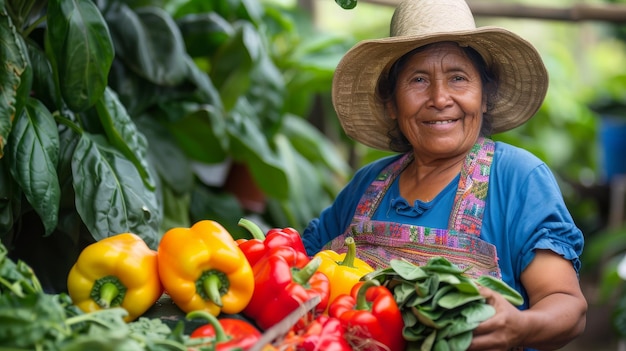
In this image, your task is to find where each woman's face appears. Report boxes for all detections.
[389,42,486,160]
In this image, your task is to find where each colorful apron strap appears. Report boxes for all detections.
[353,152,414,221]
[448,137,495,235]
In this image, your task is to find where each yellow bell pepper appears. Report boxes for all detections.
[157,220,254,316]
[314,236,375,312]
[67,233,162,322]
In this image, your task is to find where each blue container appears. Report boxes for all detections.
[599,114,626,182]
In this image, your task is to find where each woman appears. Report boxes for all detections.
[301,0,587,350]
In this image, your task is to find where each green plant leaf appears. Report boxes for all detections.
[158,183,191,234]
[390,259,428,281]
[26,39,59,111]
[271,134,334,228]
[613,292,626,338]
[210,22,259,111]
[0,8,28,157]
[460,301,496,324]
[8,98,60,236]
[474,275,524,306]
[446,330,472,351]
[227,112,288,199]
[0,293,67,348]
[0,158,17,239]
[433,339,451,351]
[94,88,156,191]
[177,12,233,58]
[413,306,447,329]
[438,318,479,339]
[282,114,351,179]
[136,117,193,195]
[103,3,187,85]
[167,106,228,164]
[107,60,163,117]
[46,0,114,112]
[71,134,160,249]
[437,291,485,310]
[190,187,246,239]
[335,0,357,9]
[422,329,437,351]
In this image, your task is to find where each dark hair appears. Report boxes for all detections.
[377,42,498,153]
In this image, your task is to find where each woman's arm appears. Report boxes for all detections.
[470,249,587,350]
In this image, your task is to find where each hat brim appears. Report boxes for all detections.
[332,27,549,151]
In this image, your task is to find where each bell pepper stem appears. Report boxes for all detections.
[338,236,358,268]
[238,218,266,241]
[186,310,229,343]
[356,279,381,311]
[202,272,225,307]
[90,276,127,308]
[291,257,322,286]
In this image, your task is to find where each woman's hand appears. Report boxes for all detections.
[468,285,526,350]
[469,250,587,351]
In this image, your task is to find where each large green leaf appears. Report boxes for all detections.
[282,114,350,179]
[71,134,160,249]
[8,98,61,236]
[94,87,156,190]
[227,112,288,199]
[0,8,28,157]
[107,59,163,117]
[26,39,58,111]
[247,54,285,128]
[177,12,233,58]
[46,0,114,112]
[184,55,225,110]
[271,134,333,229]
[0,158,17,239]
[136,116,194,195]
[103,3,187,85]
[167,106,228,164]
[210,22,260,111]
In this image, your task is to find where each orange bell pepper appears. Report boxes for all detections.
[66,233,162,322]
[157,220,254,316]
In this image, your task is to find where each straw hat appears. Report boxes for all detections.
[332,0,549,151]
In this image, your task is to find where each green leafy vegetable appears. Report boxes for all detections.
[0,241,189,350]
[365,257,523,351]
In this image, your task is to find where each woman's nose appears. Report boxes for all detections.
[427,80,452,109]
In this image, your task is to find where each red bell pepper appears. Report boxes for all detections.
[329,279,405,351]
[237,218,308,267]
[242,254,330,331]
[187,310,265,350]
[297,315,352,351]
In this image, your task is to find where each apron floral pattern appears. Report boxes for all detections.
[327,137,501,279]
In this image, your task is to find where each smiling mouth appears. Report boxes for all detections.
[424,119,458,125]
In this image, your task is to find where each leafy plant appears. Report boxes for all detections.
[365,257,523,351]
[0,0,352,292]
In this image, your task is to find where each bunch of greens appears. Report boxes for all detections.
[365,257,524,351]
[0,242,189,350]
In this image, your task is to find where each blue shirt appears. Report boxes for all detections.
[302,141,584,306]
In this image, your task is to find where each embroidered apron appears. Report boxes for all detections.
[327,137,501,279]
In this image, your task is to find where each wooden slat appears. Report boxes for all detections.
[356,0,626,23]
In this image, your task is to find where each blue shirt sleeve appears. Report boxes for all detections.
[482,142,584,301]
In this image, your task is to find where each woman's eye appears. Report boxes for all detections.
[452,75,466,81]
